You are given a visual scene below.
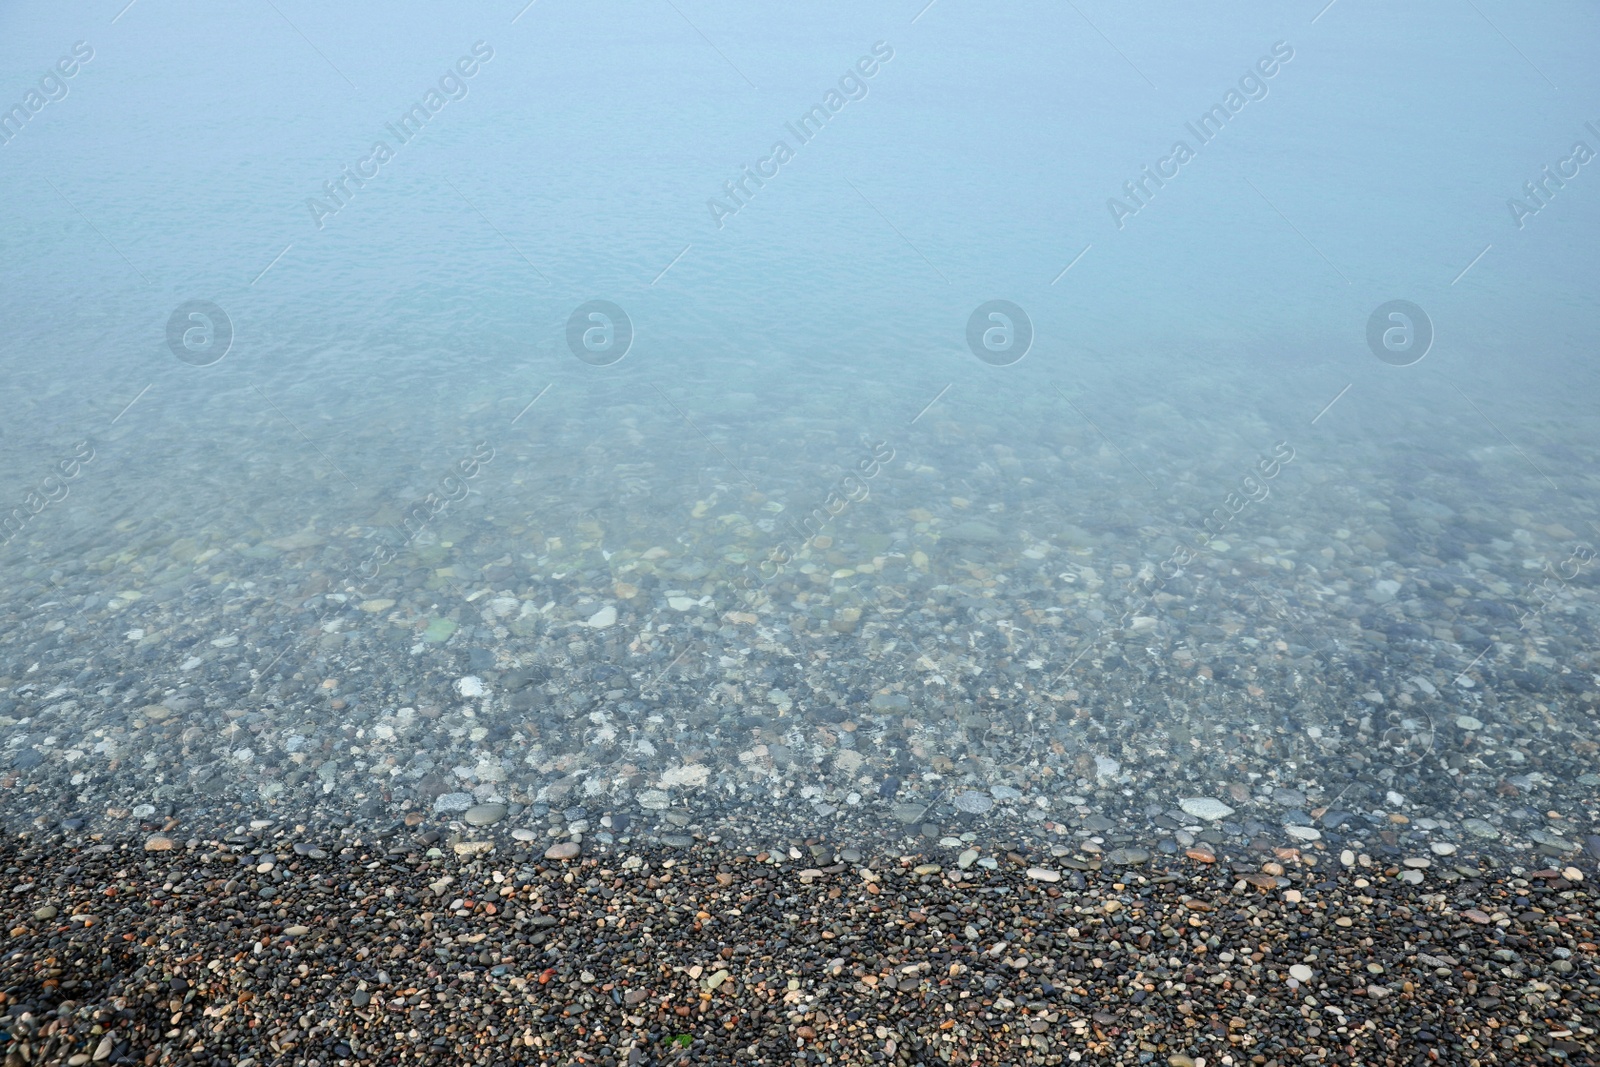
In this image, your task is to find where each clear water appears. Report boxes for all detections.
[2,1,1597,858]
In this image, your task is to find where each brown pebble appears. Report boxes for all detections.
[144,835,174,852]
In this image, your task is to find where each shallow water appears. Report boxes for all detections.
[1,2,1597,862]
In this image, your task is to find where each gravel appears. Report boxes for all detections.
[0,830,1594,1065]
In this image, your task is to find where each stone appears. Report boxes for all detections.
[434,792,474,814]
[464,803,507,826]
[545,841,581,860]
[892,803,927,824]
[422,618,458,643]
[1025,867,1060,882]
[1289,964,1314,982]
[954,790,994,815]
[144,834,175,851]
[1179,797,1235,821]
[944,520,1003,544]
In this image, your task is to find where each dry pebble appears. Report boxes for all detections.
[0,831,1595,1065]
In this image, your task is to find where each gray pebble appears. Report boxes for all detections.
[434,792,474,814]
[954,790,994,815]
[464,803,508,827]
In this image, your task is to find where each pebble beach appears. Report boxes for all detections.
[2,827,1596,1066]
[4,371,1600,1064]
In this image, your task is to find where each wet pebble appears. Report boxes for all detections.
[464,803,507,827]
[954,790,994,815]
[1179,797,1234,820]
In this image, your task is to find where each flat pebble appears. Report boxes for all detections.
[1025,867,1060,882]
[434,792,474,814]
[892,803,927,824]
[954,790,994,815]
[544,841,581,860]
[1179,797,1234,820]
[1289,964,1314,982]
[464,803,508,826]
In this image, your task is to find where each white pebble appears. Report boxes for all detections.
[1179,797,1234,821]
